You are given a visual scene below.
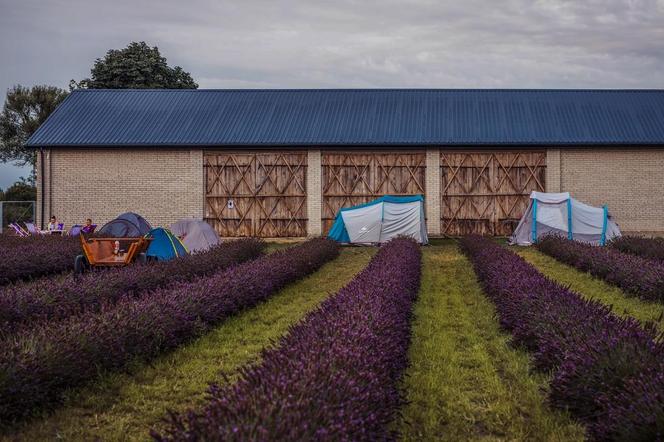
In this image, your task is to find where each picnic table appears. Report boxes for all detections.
[40,229,65,235]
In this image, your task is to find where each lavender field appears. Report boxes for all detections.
[1,235,662,441]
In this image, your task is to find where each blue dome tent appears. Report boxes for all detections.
[145,228,188,261]
[98,212,152,237]
[328,195,428,244]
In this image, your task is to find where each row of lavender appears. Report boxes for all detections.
[0,238,264,334]
[609,236,664,263]
[459,236,663,440]
[153,237,422,441]
[536,236,664,302]
[0,235,81,285]
[0,238,339,422]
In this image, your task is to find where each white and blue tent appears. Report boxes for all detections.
[509,191,621,246]
[328,195,428,244]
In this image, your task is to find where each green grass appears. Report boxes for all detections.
[514,247,664,329]
[5,247,375,442]
[399,242,584,441]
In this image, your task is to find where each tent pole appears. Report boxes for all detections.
[600,205,608,246]
[531,200,538,243]
[567,199,573,240]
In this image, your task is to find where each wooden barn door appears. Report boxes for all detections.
[440,151,545,236]
[204,152,307,237]
[321,152,426,233]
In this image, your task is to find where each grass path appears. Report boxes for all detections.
[5,247,374,442]
[399,242,584,441]
[514,247,664,329]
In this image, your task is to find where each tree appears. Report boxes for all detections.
[0,178,37,227]
[76,42,198,89]
[0,85,68,168]
[1,179,36,201]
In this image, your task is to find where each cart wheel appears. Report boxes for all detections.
[137,252,147,264]
[74,255,89,274]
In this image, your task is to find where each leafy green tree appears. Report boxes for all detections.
[0,85,68,168]
[0,179,37,227]
[1,179,36,201]
[76,41,198,89]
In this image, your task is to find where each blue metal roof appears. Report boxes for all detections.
[27,89,664,147]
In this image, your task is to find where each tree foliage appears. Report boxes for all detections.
[0,85,68,167]
[0,179,36,201]
[77,42,198,89]
[0,179,37,227]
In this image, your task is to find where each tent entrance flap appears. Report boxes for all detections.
[328,195,428,244]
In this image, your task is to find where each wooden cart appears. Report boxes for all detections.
[75,234,152,273]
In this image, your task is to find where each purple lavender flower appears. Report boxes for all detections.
[536,236,664,302]
[0,238,339,423]
[0,235,81,285]
[609,236,664,264]
[0,238,265,334]
[459,236,663,440]
[152,238,421,442]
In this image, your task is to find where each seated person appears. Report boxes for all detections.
[81,218,95,233]
[47,216,58,231]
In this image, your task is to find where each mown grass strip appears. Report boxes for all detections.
[514,247,664,329]
[4,247,374,442]
[398,242,584,441]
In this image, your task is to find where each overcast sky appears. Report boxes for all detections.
[1,0,664,188]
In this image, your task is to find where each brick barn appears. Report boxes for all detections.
[27,89,664,237]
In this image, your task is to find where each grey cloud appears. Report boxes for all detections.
[3,0,663,182]
[1,0,664,95]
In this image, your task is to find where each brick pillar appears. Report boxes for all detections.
[546,148,561,192]
[191,149,205,219]
[425,148,441,236]
[307,148,322,237]
[36,149,43,229]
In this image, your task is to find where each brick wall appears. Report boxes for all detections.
[559,148,664,234]
[545,148,561,193]
[306,148,322,236]
[39,148,204,230]
[36,147,664,236]
[425,148,441,235]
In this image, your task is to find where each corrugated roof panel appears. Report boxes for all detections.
[26,89,664,147]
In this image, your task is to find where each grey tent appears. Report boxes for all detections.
[328,195,428,244]
[509,191,621,246]
[98,212,152,237]
[169,218,221,253]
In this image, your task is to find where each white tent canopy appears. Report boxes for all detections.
[328,195,428,244]
[510,191,621,246]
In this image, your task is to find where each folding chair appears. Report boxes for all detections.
[69,225,82,237]
[24,222,41,235]
[51,223,65,236]
[81,224,97,234]
[9,223,29,237]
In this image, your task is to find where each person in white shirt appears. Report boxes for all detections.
[47,215,58,231]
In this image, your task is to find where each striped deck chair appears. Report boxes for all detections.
[9,223,29,237]
[24,222,41,235]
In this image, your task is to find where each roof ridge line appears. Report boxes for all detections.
[70,88,664,93]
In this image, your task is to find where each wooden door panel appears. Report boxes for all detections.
[205,152,307,237]
[321,152,426,234]
[441,151,545,236]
